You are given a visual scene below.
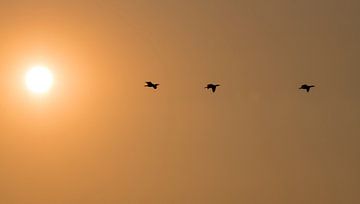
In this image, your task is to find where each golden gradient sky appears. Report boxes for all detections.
[1,0,360,203]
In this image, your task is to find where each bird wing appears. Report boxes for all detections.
[211,86,216,92]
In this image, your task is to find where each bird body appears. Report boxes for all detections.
[205,83,220,92]
[145,81,159,89]
[299,84,315,92]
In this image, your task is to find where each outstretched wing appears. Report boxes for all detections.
[211,86,216,92]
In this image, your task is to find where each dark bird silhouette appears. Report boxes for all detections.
[299,84,315,92]
[205,83,220,93]
[145,81,159,89]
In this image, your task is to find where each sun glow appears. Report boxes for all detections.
[25,66,54,94]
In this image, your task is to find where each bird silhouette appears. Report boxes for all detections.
[145,81,159,89]
[205,83,220,92]
[299,84,315,92]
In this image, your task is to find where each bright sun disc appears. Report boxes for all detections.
[26,66,54,94]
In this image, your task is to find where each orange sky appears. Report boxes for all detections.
[1,0,360,203]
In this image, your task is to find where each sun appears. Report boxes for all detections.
[25,65,54,94]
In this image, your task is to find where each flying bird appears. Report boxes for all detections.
[145,81,159,89]
[205,83,220,93]
[299,84,315,92]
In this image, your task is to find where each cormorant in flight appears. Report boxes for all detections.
[205,83,220,93]
[145,81,159,89]
[299,84,315,92]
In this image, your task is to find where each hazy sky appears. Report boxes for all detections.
[1,0,359,203]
